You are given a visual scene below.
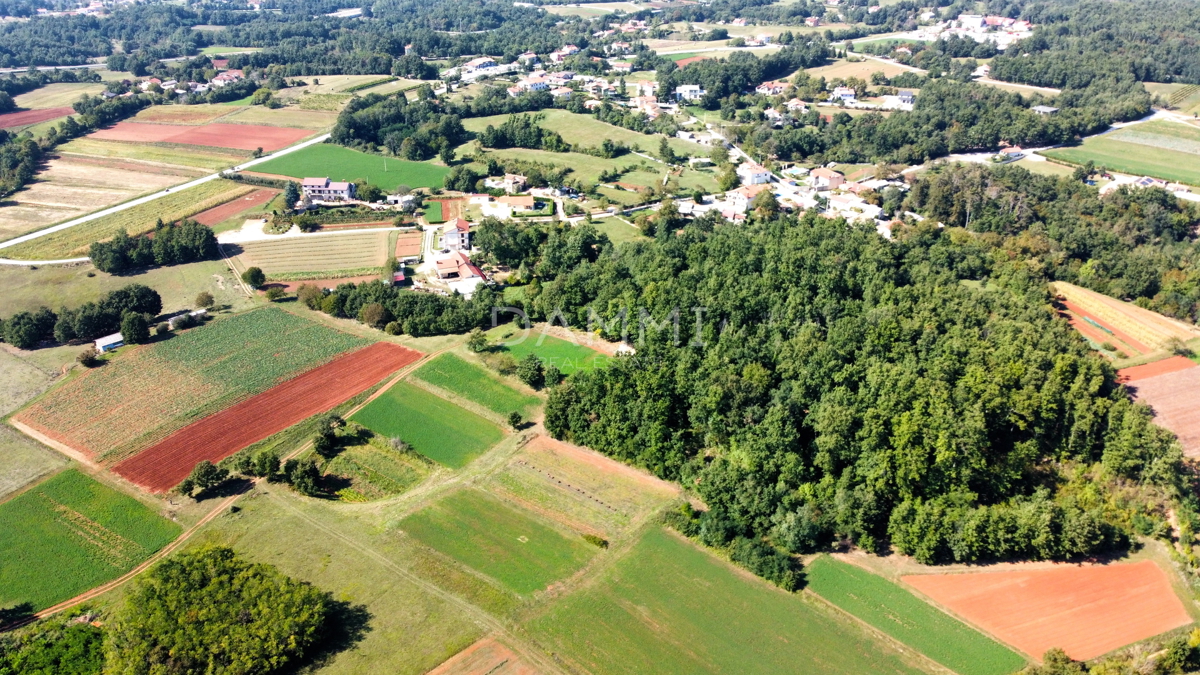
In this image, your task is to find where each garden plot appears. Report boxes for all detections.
[399,488,596,595]
[413,353,540,417]
[236,230,391,274]
[15,307,369,462]
[0,469,180,610]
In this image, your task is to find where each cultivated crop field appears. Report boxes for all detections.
[115,341,421,492]
[485,326,611,374]
[57,137,247,171]
[252,143,451,190]
[904,560,1193,661]
[413,353,540,417]
[400,488,596,595]
[807,58,915,80]
[352,381,504,468]
[1128,367,1200,457]
[0,107,72,130]
[488,435,678,538]
[0,469,180,610]
[15,307,371,462]
[1052,281,1200,354]
[221,105,340,130]
[526,527,927,675]
[806,557,1027,675]
[0,155,201,244]
[4,179,254,260]
[235,230,391,274]
[323,436,431,502]
[132,104,241,125]
[12,82,106,109]
[192,188,278,226]
[90,122,313,152]
[1042,121,1200,186]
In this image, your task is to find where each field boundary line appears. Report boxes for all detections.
[8,419,100,470]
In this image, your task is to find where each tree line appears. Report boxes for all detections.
[0,284,161,349]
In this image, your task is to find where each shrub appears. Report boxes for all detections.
[283,458,322,496]
[76,346,100,367]
[176,460,229,499]
[389,437,411,453]
[508,411,523,429]
[544,364,562,387]
[296,283,323,309]
[265,287,287,302]
[384,321,401,335]
[195,291,214,309]
[242,267,266,289]
[359,302,390,329]
[155,322,170,336]
[583,534,609,548]
[516,353,545,389]
[466,328,487,352]
[482,352,518,376]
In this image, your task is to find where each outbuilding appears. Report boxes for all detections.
[95,332,124,353]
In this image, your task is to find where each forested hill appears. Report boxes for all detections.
[487,212,1189,565]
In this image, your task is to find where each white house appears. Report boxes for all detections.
[755,80,788,96]
[810,167,844,190]
[829,86,857,104]
[462,56,498,73]
[736,162,772,185]
[434,250,486,298]
[440,218,471,251]
[95,332,124,353]
[785,98,808,113]
[301,177,356,200]
[727,184,772,213]
[674,85,705,102]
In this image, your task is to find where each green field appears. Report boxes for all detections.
[4,180,254,260]
[461,109,707,159]
[13,82,107,109]
[57,137,247,171]
[17,307,369,459]
[237,230,390,274]
[424,201,444,224]
[200,45,260,55]
[400,488,594,594]
[592,217,648,245]
[1042,121,1200,186]
[0,469,180,610]
[252,143,451,190]
[485,326,610,374]
[806,557,1027,675]
[351,380,504,468]
[526,528,926,675]
[463,145,719,196]
[323,436,430,502]
[413,353,540,416]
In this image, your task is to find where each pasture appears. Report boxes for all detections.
[221,105,340,130]
[351,380,504,468]
[413,353,540,417]
[57,137,248,171]
[485,325,610,374]
[323,436,431,502]
[1042,121,1200,186]
[460,109,707,158]
[0,425,67,501]
[0,469,180,610]
[526,527,927,675]
[591,217,647,245]
[806,557,1027,675]
[12,82,106,109]
[132,104,240,125]
[904,560,1193,661]
[15,307,369,461]
[3,179,253,260]
[1145,82,1200,115]
[0,155,203,245]
[807,58,915,81]
[400,488,595,595]
[252,143,451,190]
[235,230,391,274]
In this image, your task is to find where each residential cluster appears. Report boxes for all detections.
[914,13,1035,49]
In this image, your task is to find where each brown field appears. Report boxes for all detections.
[1058,300,1151,357]
[1127,367,1200,457]
[903,560,1192,661]
[395,231,422,258]
[13,82,106,109]
[0,155,197,242]
[1051,282,1200,353]
[222,106,340,130]
[426,637,540,675]
[1118,355,1198,383]
[90,122,312,152]
[0,107,73,129]
[807,58,914,81]
[191,188,278,226]
[132,104,241,125]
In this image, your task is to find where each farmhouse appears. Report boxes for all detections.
[804,16,820,26]
[440,218,472,251]
[755,81,788,96]
[211,69,244,86]
[899,90,916,105]
[462,56,498,73]
[95,332,124,353]
[737,162,772,185]
[499,195,537,212]
[829,86,857,104]
[301,177,356,200]
[674,85,706,102]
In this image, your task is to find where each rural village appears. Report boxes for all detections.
[1,0,1200,674]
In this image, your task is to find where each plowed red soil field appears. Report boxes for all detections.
[90,122,310,151]
[1128,366,1200,457]
[0,106,72,129]
[1118,355,1198,383]
[1058,300,1151,356]
[395,231,422,258]
[192,188,277,225]
[903,560,1192,661]
[426,638,540,675]
[113,342,422,492]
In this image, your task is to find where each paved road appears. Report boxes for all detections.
[0,133,331,265]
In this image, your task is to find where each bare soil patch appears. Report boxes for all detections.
[395,231,422,258]
[90,122,312,152]
[191,188,278,226]
[1128,367,1200,457]
[903,560,1192,661]
[426,637,540,675]
[1118,355,1198,383]
[0,107,73,129]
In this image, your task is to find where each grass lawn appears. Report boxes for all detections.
[400,488,595,595]
[485,326,610,374]
[252,143,451,190]
[808,58,913,81]
[525,527,927,675]
[221,95,255,106]
[413,353,539,417]
[351,380,504,468]
[592,217,648,246]
[1042,122,1200,186]
[3,179,254,260]
[0,469,180,610]
[463,145,718,195]
[461,109,706,159]
[424,201,444,223]
[806,556,1028,675]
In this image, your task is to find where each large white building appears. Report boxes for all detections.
[301,177,356,200]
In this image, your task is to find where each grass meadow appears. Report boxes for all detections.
[485,326,610,374]
[591,217,648,245]
[424,201,444,223]
[350,381,504,468]
[252,143,451,190]
[460,109,706,159]
[236,230,391,274]
[0,469,180,610]
[4,179,254,260]
[400,488,595,595]
[526,528,927,675]
[57,137,248,171]
[323,437,431,502]
[1042,121,1200,186]
[806,556,1028,675]
[413,353,540,417]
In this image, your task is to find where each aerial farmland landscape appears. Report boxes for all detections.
[2,0,1200,673]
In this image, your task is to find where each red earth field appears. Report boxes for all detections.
[192,188,278,225]
[426,638,540,675]
[395,231,422,258]
[1058,300,1151,356]
[1118,355,1198,383]
[113,342,422,492]
[90,122,310,151]
[0,106,73,129]
[903,560,1192,661]
[1128,366,1200,457]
